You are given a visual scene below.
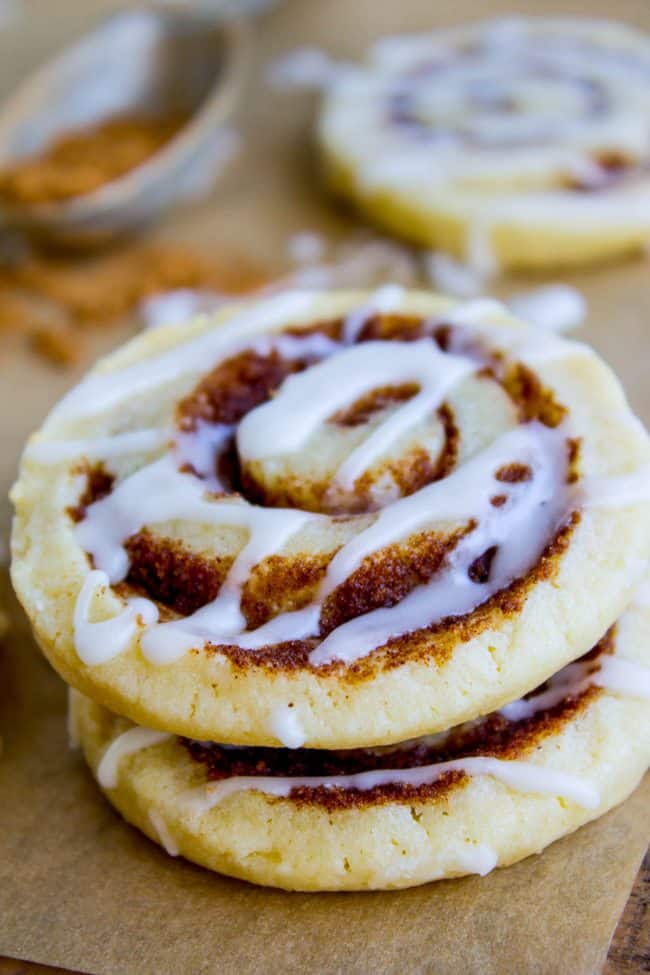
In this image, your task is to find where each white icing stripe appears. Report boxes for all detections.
[73,570,159,665]
[465,220,498,278]
[506,286,587,334]
[594,656,650,699]
[25,429,170,464]
[268,706,306,749]
[499,662,593,721]
[501,651,650,721]
[424,251,486,299]
[634,578,650,609]
[148,809,180,857]
[184,755,600,814]
[439,309,592,365]
[96,727,171,789]
[582,464,650,507]
[341,283,405,343]
[52,291,316,421]
[237,339,474,489]
[75,455,318,585]
[174,422,233,491]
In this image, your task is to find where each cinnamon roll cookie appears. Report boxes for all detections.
[11,290,650,747]
[70,597,650,890]
[319,18,650,270]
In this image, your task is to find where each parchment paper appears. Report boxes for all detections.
[0,1,649,973]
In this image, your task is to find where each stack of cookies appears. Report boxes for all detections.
[11,289,650,890]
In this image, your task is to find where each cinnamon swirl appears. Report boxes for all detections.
[11,289,650,747]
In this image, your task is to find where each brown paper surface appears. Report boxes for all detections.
[0,1,649,973]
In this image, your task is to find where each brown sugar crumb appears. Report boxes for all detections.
[12,243,266,326]
[0,113,189,206]
[0,239,268,367]
[567,437,581,484]
[30,323,83,367]
[495,462,532,484]
[594,150,631,173]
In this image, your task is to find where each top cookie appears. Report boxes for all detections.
[11,289,650,747]
[319,18,650,270]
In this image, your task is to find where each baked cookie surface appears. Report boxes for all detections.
[11,289,650,746]
[319,19,650,270]
[71,600,650,890]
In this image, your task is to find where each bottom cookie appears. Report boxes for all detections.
[71,602,650,891]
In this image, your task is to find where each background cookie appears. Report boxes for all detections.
[319,19,650,271]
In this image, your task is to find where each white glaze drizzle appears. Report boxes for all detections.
[634,578,650,609]
[183,755,600,815]
[501,650,650,721]
[423,251,486,298]
[25,429,170,464]
[148,809,179,857]
[341,283,405,344]
[268,706,306,749]
[582,463,650,508]
[507,285,587,333]
[500,661,593,721]
[237,338,474,490]
[96,726,171,789]
[140,289,227,330]
[594,655,650,699]
[73,570,159,666]
[75,456,318,663]
[174,421,234,491]
[72,416,569,666]
[51,291,316,422]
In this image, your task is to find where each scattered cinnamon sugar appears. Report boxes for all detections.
[0,113,189,206]
[0,239,269,367]
[30,323,82,366]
